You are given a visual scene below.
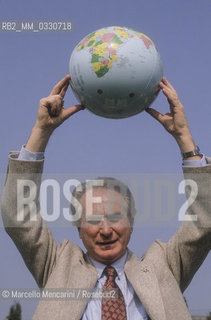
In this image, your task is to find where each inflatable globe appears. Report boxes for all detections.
[69,26,163,119]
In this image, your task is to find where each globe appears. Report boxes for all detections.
[69,26,163,119]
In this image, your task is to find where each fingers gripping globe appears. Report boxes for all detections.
[69,26,163,119]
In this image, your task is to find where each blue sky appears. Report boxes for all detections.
[0,0,211,318]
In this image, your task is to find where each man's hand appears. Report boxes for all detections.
[25,75,84,153]
[146,77,200,157]
[35,75,83,131]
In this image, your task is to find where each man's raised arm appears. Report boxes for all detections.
[146,77,211,291]
[1,75,84,288]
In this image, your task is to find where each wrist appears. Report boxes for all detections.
[33,122,55,136]
[174,133,196,153]
[182,145,202,160]
[25,126,53,152]
[174,134,202,160]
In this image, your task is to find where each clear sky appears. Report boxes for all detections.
[0,0,211,319]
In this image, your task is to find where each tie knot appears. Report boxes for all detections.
[104,266,117,281]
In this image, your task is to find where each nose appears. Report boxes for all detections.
[99,218,112,238]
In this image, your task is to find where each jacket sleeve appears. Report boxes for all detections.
[165,157,211,292]
[1,152,62,288]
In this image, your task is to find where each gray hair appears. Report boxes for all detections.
[70,177,136,227]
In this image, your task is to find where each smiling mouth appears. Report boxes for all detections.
[97,239,118,246]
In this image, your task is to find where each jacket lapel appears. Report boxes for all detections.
[124,250,166,320]
[58,249,166,320]
[60,253,98,320]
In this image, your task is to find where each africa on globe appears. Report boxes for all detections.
[69,26,163,119]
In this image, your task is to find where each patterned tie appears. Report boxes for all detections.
[101,266,127,320]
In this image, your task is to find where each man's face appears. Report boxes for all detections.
[78,187,133,265]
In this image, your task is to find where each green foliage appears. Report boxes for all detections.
[5,303,21,320]
[206,312,211,320]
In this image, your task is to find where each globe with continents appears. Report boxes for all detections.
[69,26,163,119]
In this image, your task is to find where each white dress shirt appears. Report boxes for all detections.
[82,251,149,320]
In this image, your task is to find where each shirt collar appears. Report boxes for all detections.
[89,250,128,280]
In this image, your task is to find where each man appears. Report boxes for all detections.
[1,75,211,320]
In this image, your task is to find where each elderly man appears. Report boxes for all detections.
[1,75,211,320]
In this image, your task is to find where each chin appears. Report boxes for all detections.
[96,247,125,264]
